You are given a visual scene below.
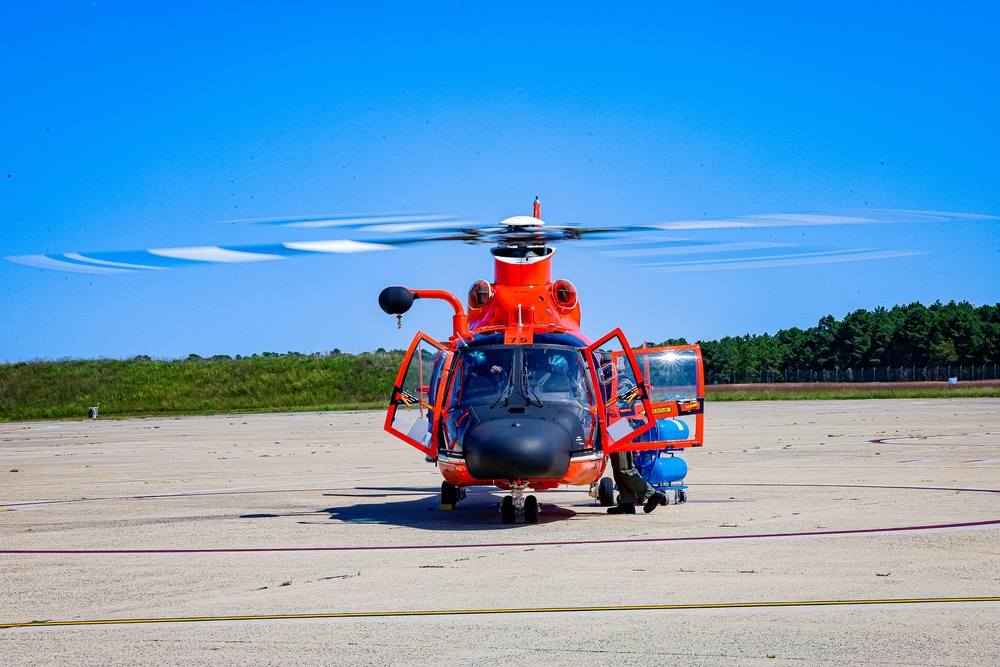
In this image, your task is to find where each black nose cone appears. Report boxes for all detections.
[463,418,572,480]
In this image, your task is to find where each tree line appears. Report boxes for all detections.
[660,300,1000,376]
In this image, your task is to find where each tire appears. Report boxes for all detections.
[598,477,615,506]
[440,481,458,510]
[524,495,538,524]
[501,496,516,524]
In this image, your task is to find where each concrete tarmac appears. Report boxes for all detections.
[2,399,999,666]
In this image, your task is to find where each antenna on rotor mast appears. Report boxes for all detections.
[533,196,541,220]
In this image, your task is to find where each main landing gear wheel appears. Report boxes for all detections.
[501,496,516,524]
[440,481,458,510]
[598,477,615,506]
[524,495,538,524]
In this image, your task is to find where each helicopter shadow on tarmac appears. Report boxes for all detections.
[305,485,581,530]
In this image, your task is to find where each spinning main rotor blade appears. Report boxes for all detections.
[219,208,999,244]
[6,213,460,275]
[631,209,999,231]
[6,240,402,275]
[6,209,995,275]
[221,212,482,232]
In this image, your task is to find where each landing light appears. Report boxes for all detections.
[551,279,578,309]
[468,279,493,309]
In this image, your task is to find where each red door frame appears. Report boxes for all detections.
[584,328,658,454]
[384,331,454,457]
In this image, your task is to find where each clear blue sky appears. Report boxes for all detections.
[2,1,998,362]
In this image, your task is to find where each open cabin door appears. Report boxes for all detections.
[623,344,704,450]
[584,329,659,454]
[384,332,453,457]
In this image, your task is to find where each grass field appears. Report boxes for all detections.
[2,355,998,422]
[0,353,402,422]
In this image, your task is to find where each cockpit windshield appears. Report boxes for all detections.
[450,345,591,409]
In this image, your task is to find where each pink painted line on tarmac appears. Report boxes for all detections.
[698,482,1000,494]
[5,481,998,511]
[870,433,1000,446]
[3,519,998,555]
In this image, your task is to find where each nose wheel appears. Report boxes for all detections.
[500,484,538,524]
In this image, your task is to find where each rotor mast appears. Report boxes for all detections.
[466,197,581,335]
[380,197,582,341]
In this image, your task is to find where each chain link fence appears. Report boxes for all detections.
[708,365,1000,384]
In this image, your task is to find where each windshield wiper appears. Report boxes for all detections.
[490,372,515,408]
[520,363,544,408]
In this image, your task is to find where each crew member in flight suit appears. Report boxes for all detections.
[607,451,666,514]
[598,354,667,514]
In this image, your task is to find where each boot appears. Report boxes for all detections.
[643,491,667,513]
[607,503,636,514]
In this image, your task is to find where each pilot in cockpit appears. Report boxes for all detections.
[461,350,508,403]
[525,349,588,405]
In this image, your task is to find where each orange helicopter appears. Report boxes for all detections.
[378,198,704,523]
[14,199,967,522]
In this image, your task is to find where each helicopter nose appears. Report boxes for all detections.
[464,418,572,481]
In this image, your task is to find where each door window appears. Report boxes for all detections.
[384,332,453,456]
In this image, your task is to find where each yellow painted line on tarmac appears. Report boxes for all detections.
[3,597,998,630]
